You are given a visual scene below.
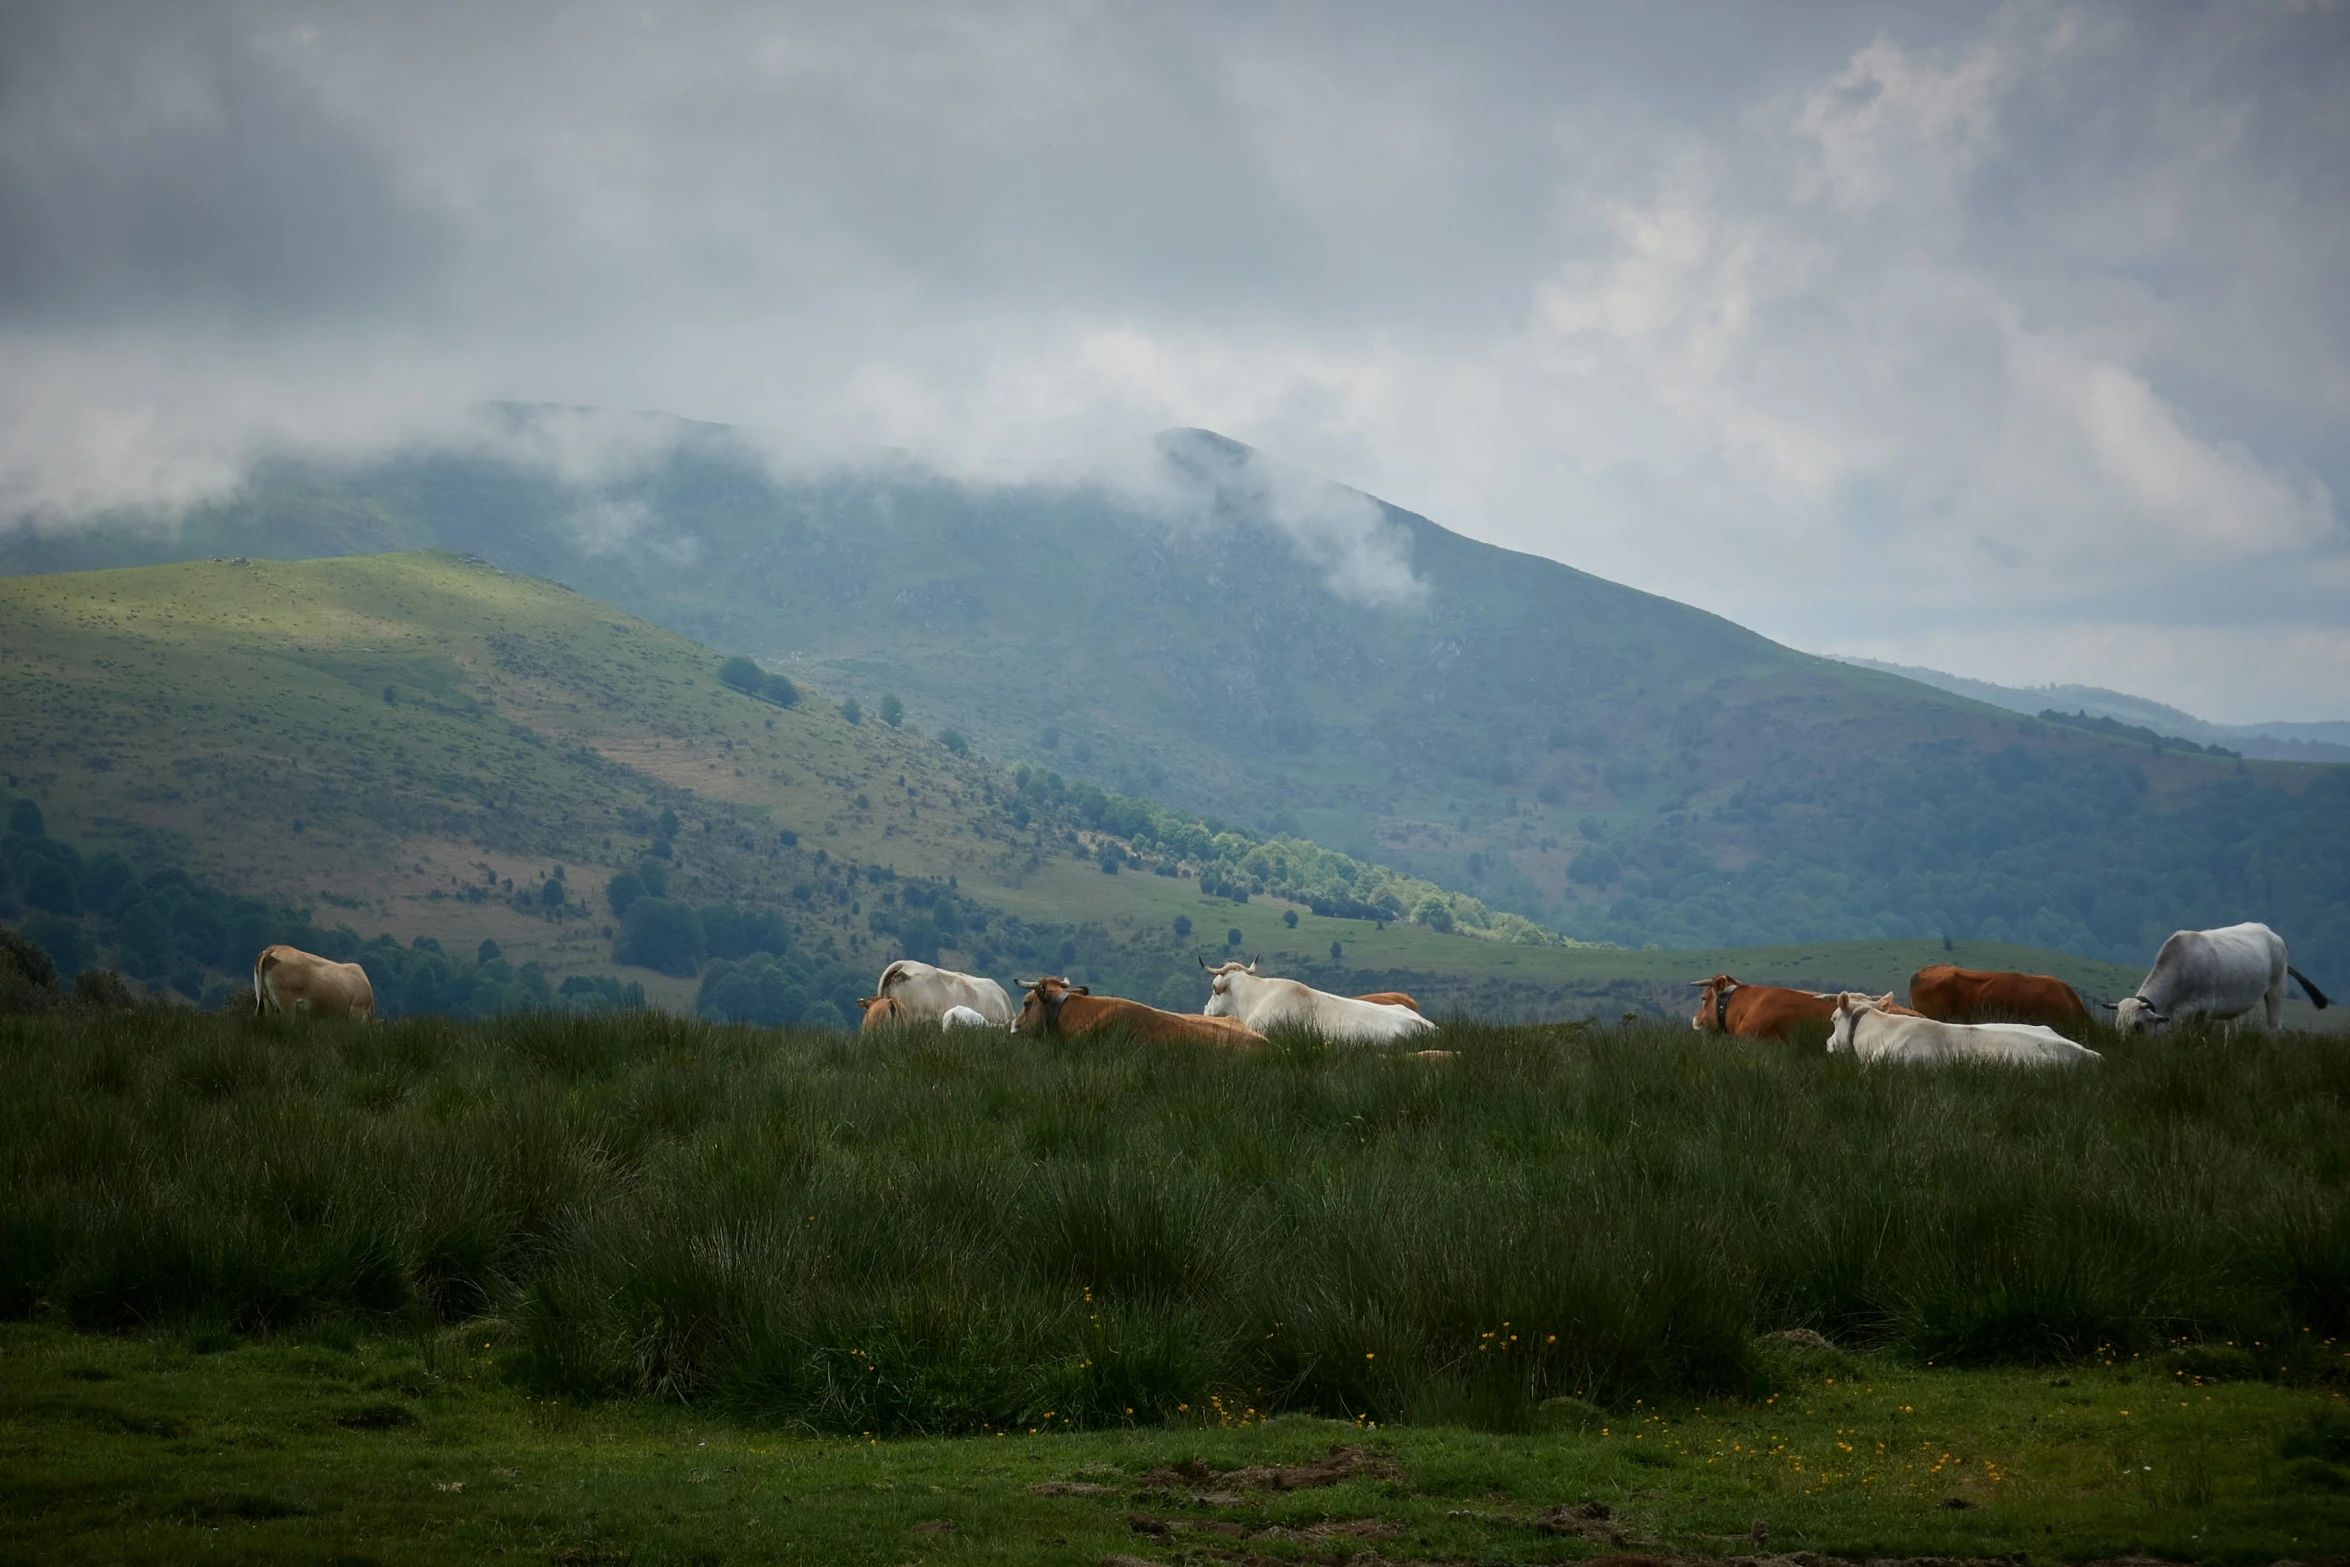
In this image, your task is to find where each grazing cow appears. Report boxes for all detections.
[1828,993,2101,1067]
[1355,991,1422,1013]
[855,995,908,1031]
[873,959,1014,1026]
[2113,922,2331,1034]
[252,945,374,1021]
[1909,965,2091,1029]
[940,1005,994,1029]
[1201,961,1435,1043]
[1014,977,1266,1048]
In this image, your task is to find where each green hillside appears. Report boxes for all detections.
[6,411,2343,987]
[2,552,2227,1027]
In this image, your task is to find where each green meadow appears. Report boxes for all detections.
[3,1004,2347,1561]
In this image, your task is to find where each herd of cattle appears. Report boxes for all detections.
[249,919,2330,1066]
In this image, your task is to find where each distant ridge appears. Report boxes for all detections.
[1829,656,2350,765]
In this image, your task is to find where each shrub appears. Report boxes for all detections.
[879,694,903,728]
[940,728,968,756]
[718,656,764,695]
[605,873,646,917]
[840,698,862,726]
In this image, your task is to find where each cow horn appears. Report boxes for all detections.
[1197,952,1208,969]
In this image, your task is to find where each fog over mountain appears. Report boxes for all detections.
[2,1,2346,719]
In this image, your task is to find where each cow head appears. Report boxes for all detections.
[2113,995,2167,1034]
[1824,991,1877,1056]
[1689,974,1739,1032]
[1201,960,1253,1018]
[1013,977,1089,1034]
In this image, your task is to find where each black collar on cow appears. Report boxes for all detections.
[1038,985,1074,1034]
[1715,983,1735,1033]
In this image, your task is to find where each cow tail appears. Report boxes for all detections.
[2289,965,2332,1010]
[253,948,279,1016]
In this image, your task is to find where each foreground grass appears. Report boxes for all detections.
[3,1320,2345,1564]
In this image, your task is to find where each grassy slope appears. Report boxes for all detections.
[0,551,2196,1018]
[7,418,2339,973]
[4,1322,2342,1564]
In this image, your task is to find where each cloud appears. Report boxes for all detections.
[0,2,2344,716]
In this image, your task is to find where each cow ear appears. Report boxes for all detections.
[1073,985,1091,996]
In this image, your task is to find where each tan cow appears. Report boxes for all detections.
[1908,965,2091,1028]
[855,995,908,1032]
[252,945,374,1021]
[1355,991,1422,1013]
[1013,977,1266,1048]
[1692,975,1917,1039]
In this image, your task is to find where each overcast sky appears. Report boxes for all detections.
[3,1,2346,721]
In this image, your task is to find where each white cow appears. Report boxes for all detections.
[940,1004,994,1029]
[1827,992,2100,1067]
[1200,961,1434,1043]
[2113,922,2331,1034]
[874,959,1014,1026]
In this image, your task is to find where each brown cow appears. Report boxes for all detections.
[1014,977,1266,1048]
[253,945,374,1021]
[1908,965,2090,1028]
[856,995,909,1032]
[1691,975,1916,1039]
[1355,991,1422,1013]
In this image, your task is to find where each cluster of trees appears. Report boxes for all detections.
[1004,764,1567,946]
[717,655,799,708]
[2033,708,2239,758]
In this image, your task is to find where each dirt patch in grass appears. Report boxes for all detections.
[1134,1442,1403,1494]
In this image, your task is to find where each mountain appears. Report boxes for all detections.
[5,411,2347,984]
[1831,657,2350,764]
[9,550,2170,1025]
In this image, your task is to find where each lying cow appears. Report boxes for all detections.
[873,958,1014,1026]
[1201,960,1433,1043]
[2114,922,2332,1034]
[1693,974,1919,1038]
[1828,992,2101,1067]
[1355,991,1422,1013]
[252,944,374,1021]
[858,995,997,1033]
[1908,964,2090,1028]
[1014,977,1265,1047]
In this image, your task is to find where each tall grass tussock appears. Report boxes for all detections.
[2,1008,2344,1436]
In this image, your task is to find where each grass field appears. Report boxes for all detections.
[4,1004,2348,1558]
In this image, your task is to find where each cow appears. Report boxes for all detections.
[873,959,1014,1026]
[1689,975,1840,1039]
[1014,976,1266,1048]
[1828,992,2101,1067]
[1200,960,1435,1043]
[855,995,908,1032]
[1692,975,1918,1038]
[2113,922,2332,1034]
[1908,965,2091,1029]
[1355,991,1422,1013]
[941,1005,994,1029]
[252,944,374,1021]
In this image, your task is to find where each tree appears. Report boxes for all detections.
[22,859,80,915]
[1225,927,1243,949]
[1282,909,1299,928]
[1172,915,1192,938]
[762,671,800,708]
[841,697,862,726]
[880,693,904,728]
[718,656,764,694]
[940,728,969,756]
[539,877,566,907]
[478,938,503,963]
[605,872,647,916]
[6,800,43,837]
[1330,940,1344,961]
[1411,894,1456,933]
[657,807,680,839]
